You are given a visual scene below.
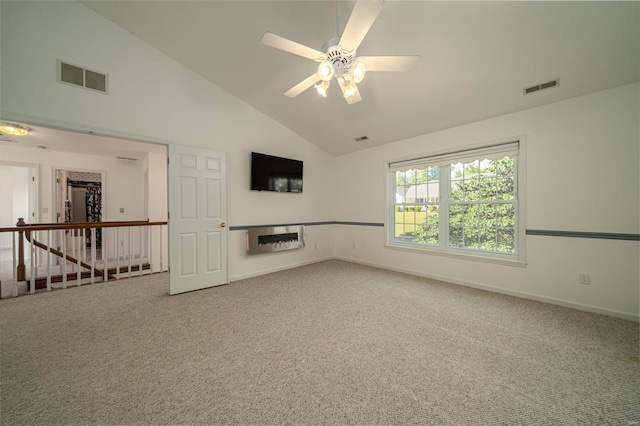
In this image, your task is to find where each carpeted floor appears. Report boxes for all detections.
[1,259,638,425]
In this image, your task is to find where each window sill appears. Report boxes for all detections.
[384,243,528,268]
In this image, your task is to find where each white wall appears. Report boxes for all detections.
[11,166,28,224]
[332,83,640,320]
[0,145,145,223]
[143,151,169,271]
[0,1,334,281]
[2,1,636,320]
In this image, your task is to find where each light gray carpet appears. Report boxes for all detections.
[1,260,638,425]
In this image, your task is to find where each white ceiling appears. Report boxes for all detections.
[0,125,166,160]
[4,1,640,158]
[81,0,639,156]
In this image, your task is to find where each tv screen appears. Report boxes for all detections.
[251,152,303,193]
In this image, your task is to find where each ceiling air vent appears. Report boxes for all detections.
[354,136,369,142]
[116,156,138,161]
[523,79,559,95]
[57,60,109,94]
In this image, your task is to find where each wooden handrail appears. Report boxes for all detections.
[0,220,167,233]
[5,219,167,283]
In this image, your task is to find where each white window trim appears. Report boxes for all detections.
[384,136,527,266]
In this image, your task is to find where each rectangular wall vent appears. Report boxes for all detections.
[523,79,559,95]
[354,136,369,142]
[57,60,109,94]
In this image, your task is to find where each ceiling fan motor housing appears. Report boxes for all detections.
[322,37,356,77]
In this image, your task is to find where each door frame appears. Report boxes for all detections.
[0,118,228,294]
[53,167,107,223]
[0,160,39,225]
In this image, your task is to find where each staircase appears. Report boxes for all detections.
[0,219,167,297]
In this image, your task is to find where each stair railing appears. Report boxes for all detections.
[0,219,168,298]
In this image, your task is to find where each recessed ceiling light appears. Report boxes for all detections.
[0,122,31,137]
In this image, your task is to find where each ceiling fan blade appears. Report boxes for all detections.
[346,87,362,105]
[359,56,420,72]
[261,32,325,61]
[337,77,363,105]
[339,0,384,52]
[284,73,321,97]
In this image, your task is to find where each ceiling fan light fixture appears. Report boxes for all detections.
[0,122,31,137]
[343,80,358,98]
[317,60,334,81]
[315,80,330,97]
[351,61,366,83]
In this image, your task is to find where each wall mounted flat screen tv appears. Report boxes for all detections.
[251,152,303,193]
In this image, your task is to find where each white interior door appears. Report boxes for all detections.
[168,145,228,295]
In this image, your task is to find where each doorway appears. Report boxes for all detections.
[0,163,37,278]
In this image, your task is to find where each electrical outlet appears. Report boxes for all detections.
[314,243,318,249]
[120,241,124,247]
[352,243,356,250]
[578,274,590,285]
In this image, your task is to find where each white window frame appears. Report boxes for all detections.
[384,137,527,267]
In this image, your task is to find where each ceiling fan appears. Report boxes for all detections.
[261,0,419,105]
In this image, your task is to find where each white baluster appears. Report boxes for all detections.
[128,227,132,278]
[46,230,51,291]
[90,228,95,284]
[103,228,108,283]
[62,229,67,289]
[149,225,153,274]
[139,226,143,276]
[115,227,120,280]
[77,228,82,285]
[159,225,163,272]
[29,231,35,294]
[12,232,18,297]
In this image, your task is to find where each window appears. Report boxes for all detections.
[388,141,521,260]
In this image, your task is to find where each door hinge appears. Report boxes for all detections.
[57,212,61,218]
[32,212,35,217]
[32,177,35,182]
[56,178,61,184]
[167,211,170,219]
[167,157,170,165]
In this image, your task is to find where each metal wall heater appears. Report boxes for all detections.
[246,225,305,254]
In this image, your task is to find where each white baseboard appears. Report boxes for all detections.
[335,255,640,323]
[230,256,335,283]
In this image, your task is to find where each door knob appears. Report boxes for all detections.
[220,222,226,228]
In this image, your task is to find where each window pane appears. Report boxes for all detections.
[450,163,464,201]
[415,205,439,246]
[496,203,515,228]
[449,204,464,225]
[481,175,498,201]
[497,174,515,200]
[496,157,515,200]
[497,227,515,253]
[462,204,479,249]
[449,225,463,247]
[479,226,497,251]
[405,185,416,203]
[390,146,518,259]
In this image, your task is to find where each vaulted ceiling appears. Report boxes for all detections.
[10,1,640,157]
